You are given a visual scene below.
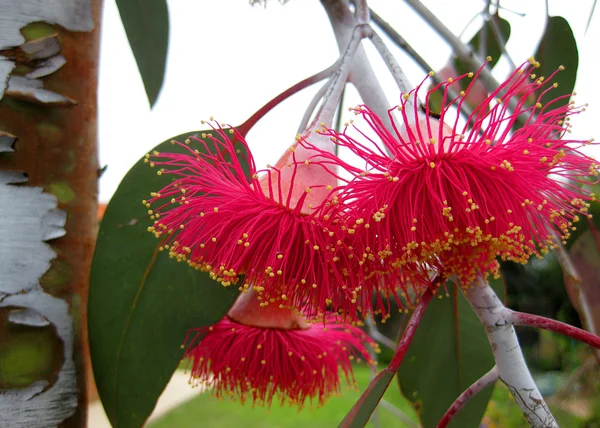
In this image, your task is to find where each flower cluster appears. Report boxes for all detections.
[145,58,597,407]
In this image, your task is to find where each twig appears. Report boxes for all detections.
[403,0,501,93]
[369,8,431,74]
[310,24,365,130]
[511,311,600,350]
[353,0,370,24]
[462,278,558,427]
[365,315,397,350]
[365,28,415,120]
[585,0,597,34]
[403,0,525,120]
[333,83,346,156]
[379,399,419,428]
[238,62,337,135]
[437,365,499,428]
[369,7,474,118]
[297,77,332,135]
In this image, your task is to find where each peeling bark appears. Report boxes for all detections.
[0,0,101,426]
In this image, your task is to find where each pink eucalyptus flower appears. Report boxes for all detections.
[145,124,384,320]
[183,289,376,408]
[304,59,598,285]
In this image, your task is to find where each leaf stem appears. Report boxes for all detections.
[511,311,600,350]
[437,365,498,428]
[389,288,433,370]
[237,63,337,135]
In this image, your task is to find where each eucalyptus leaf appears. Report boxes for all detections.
[89,131,241,428]
[533,16,578,111]
[116,0,169,107]
[397,278,505,428]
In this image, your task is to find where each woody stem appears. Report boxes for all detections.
[322,0,395,132]
[463,278,558,428]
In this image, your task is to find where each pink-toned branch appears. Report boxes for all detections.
[437,365,499,428]
[511,311,600,350]
[339,288,434,427]
[237,63,337,135]
[388,288,434,370]
[353,0,370,24]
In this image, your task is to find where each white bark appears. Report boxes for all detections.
[0,172,76,428]
[0,0,92,99]
[0,290,77,428]
[0,0,94,425]
[0,0,93,49]
[321,0,395,128]
[464,279,558,427]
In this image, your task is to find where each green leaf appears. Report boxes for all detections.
[116,0,169,107]
[89,131,240,428]
[428,15,510,113]
[337,370,396,428]
[397,279,504,428]
[567,230,600,339]
[457,14,511,73]
[533,16,578,111]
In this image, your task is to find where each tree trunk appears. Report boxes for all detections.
[0,0,102,426]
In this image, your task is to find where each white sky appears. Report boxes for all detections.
[98,0,600,202]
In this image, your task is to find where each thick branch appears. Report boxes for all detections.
[437,365,498,428]
[322,0,394,130]
[463,279,558,427]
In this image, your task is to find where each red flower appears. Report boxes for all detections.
[306,59,598,285]
[146,124,372,320]
[183,289,376,408]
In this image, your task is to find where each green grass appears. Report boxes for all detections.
[151,366,588,428]
[149,366,419,428]
[484,382,586,428]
